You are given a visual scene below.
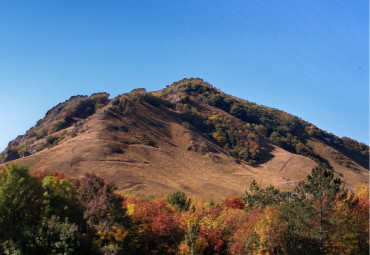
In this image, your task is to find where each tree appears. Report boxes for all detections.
[167,190,191,211]
[243,180,286,209]
[222,195,244,210]
[230,103,247,121]
[226,207,261,255]
[198,227,224,255]
[41,176,79,222]
[0,164,43,252]
[34,215,83,254]
[73,173,127,232]
[252,206,287,254]
[73,173,129,253]
[151,212,183,254]
[185,215,200,255]
[329,195,359,254]
[281,164,347,254]
[352,185,369,254]
[126,197,183,254]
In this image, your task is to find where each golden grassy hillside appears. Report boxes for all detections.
[2,79,368,200]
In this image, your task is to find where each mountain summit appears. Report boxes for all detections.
[1,78,368,199]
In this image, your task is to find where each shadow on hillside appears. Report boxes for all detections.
[332,144,369,170]
[313,153,334,170]
[256,139,275,165]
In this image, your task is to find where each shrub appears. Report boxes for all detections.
[46,136,58,147]
[181,121,193,130]
[49,119,67,133]
[37,127,49,139]
[142,93,162,107]
[119,97,136,115]
[222,195,245,209]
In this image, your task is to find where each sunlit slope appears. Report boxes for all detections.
[2,78,368,199]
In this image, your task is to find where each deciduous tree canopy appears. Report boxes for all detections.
[0,163,368,254]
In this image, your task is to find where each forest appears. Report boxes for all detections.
[171,79,369,165]
[0,163,368,254]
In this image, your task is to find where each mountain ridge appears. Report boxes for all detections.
[1,78,368,199]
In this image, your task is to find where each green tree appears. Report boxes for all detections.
[0,164,43,253]
[243,180,286,209]
[185,217,200,255]
[35,215,84,255]
[167,190,191,211]
[41,176,80,223]
[281,164,347,254]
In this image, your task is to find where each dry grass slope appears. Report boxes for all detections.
[4,97,367,200]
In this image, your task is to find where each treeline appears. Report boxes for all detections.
[0,164,368,254]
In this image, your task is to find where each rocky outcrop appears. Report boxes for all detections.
[2,148,19,163]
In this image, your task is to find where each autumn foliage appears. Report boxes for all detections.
[0,163,368,254]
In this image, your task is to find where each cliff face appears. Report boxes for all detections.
[1,78,368,199]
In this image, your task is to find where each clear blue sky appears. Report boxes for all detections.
[0,0,368,151]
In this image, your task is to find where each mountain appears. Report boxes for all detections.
[1,78,368,200]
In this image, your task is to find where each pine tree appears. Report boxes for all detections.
[281,164,347,254]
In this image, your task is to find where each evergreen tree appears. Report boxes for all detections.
[281,164,347,254]
[244,180,287,209]
[167,190,190,211]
